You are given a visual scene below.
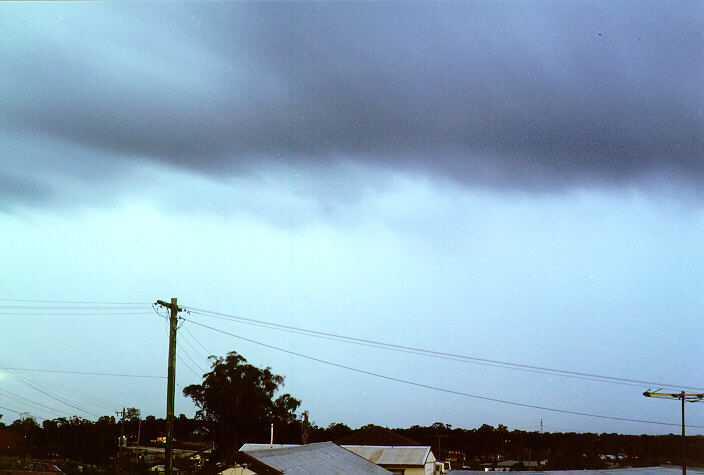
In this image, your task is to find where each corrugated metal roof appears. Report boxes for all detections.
[342,445,432,467]
[242,441,392,474]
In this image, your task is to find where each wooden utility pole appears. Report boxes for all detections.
[120,407,125,444]
[301,411,311,444]
[643,390,704,475]
[115,408,125,469]
[156,298,181,475]
[681,393,685,475]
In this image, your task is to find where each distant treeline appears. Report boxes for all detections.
[0,412,203,464]
[396,423,704,470]
[2,415,703,470]
[312,422,704,470]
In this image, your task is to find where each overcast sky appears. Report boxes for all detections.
[1,1,703,436]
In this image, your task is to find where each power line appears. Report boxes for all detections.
[1,368,165,379]
[180,327,211,362]
[0,312,153,317]
[182,325,214,363]
[177,353,202,380]
[0,305,150,310]
[183,318,704,430]
[0,363,159,418]
[1,371,112,413]
[177,346,207,374]
[10,299,697,391]
[0,298,150,305]
[186,310,646,387]
[0,388,76,418]
[0,365,117,411]
[179,330,208,361]
[0,405,48,421]
[185,306,704,392]
[2,368,100,418]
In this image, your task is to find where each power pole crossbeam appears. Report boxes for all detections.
[156,298,181,475]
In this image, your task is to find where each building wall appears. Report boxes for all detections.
[425,462,447,475]
[383,468,426,475]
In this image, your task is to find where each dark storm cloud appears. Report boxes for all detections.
[0,174,54,210]
[3,1,703,193]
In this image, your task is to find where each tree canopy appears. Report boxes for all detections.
[183,351,301,452]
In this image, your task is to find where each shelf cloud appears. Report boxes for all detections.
[3,1,703,203]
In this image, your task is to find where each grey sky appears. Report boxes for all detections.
[1,1,703,435]
[2,1,703,205]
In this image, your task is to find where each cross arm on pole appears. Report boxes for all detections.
[155,300,182,312]
[643,391,704,401]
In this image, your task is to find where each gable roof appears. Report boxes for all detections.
[341,445,434,467]
[334,425,421,446]
[241,441,392,474]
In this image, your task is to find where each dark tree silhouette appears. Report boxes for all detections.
[183,351,301,453]
[125,407,141,422]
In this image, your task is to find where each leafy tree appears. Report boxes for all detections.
[311,422,351,442]
[183,351,301,453]
[125,407,141,422]
[431,422,452,430]
[10,415,42,448]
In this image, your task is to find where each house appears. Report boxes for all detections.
[341,445,441,475]
[238,441,392,474]
[333,425,443,475]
